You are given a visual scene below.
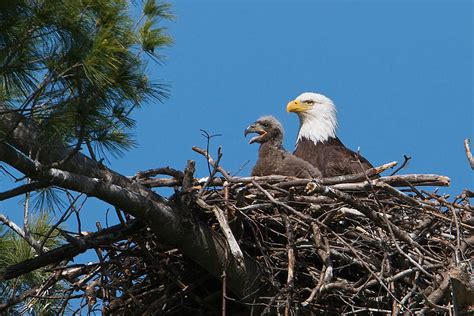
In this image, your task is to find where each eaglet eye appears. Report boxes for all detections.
[261,122,269,128]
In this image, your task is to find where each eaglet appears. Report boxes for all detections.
[245,116,322,178]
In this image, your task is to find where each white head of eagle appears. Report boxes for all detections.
[286,92,338,144]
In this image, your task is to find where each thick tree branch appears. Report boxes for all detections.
[0,106,266,300]
[0,181,50,201]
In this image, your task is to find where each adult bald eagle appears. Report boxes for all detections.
[287,92,375,177]
[245,116,322,178]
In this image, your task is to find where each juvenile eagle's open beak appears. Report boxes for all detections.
[244,124,267,144]
[287,100,309,113]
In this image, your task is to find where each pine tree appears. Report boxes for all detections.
[0,0,176,313]
[0,0,172,160]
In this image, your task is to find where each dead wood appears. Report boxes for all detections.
[28,155,472,314]
[464,138,474,170]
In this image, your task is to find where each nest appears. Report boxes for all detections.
[9,149,471,315]
[125,148,473,315]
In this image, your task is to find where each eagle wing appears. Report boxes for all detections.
[325,145,374,177]
[279,153,322,178]
[294,137,375,177]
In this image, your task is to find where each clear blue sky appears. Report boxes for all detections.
[1,0,473,246]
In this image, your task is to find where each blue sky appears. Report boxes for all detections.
[1,0,473,259]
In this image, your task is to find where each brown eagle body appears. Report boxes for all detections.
[245,116,322,178]
[252,137,321,178]
[294,136,374,177]
[287,92,376,178]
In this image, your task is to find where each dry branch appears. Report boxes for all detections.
[0,220,141,280]
[139,172,450,189]
[0,213,43,253]
[464,138,474,169]
[195,198,245,272]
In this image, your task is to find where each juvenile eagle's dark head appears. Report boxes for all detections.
[244,116,284,145]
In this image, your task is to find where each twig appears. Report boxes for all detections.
[464,138,474,170]
[0,213,42,253]
[321,223,401,301]
[282,213,295,315]
[40,193,84,249]
[199,129,222,175]
[0,286,40,312]
[182,160,195,192]
[0,220,141,280]
[390,155,411,176]
[302,223,333,306]
[419,270,452,313]
[251,180,312,225]
[192,146,231,181]
[134,166,184,180]
[23,178,32,248]
[199,146,224,195]
[305,182,423,250]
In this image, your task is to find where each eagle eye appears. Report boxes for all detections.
[304,100,315,105]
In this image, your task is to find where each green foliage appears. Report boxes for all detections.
[28,187,66,214]
[140,17,174,54]
[0,3,174,312]
[0,0,173,159]
[0,212,64,314]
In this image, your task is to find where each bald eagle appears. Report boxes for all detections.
[245,116,322,178]
[287,92,375,177]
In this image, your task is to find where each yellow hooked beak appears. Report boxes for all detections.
[286,100,310,113]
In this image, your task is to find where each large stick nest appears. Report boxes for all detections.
[4,152,472,315]
[123,151,473,315]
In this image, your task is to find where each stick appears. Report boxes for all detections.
[302,223,333,306]
[282,213,295,316]
[0,213,42,253]
[195,199,245,272]
[464,138,474,170]
[192,146,231,181]
[134,166,184,180]
[305,182,423,250]
[142,172,450,189]
[389,155,411,176]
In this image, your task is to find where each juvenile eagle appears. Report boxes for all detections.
[287,92,375,177]
[245,116,322,178]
